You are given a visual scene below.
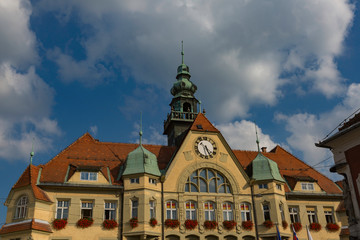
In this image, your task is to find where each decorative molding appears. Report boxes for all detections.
[183,151,193,161]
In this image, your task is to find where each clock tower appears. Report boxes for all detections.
[164,44,200,147]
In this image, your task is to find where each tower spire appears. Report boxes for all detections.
[181,40,184,64]
[255,123,260,153]
[139,112,143,145]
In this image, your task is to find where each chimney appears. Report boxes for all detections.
[261,147,267,153]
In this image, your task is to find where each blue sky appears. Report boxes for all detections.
[0,0,359,225]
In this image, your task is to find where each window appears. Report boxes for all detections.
[166,200,177,219]
[149,178,157,184]
[105,202,116,220]
[240,203,251,221]
[262,203,271,221]
[56,200,69,219]
[81,201,93,218]
[150,200,156,219]
[324,207,335,224]
[130,178,139,184]
[289,207,299,223]
[223,202,233,221]
[276,184,282,190]
[259,184,268,189]
[15,196,28,219]
[301,182,314,190]
[80,172,97,181]
[185,168,232,193]
[307,207,317,223]
[279,204,285,222]
[132,199,138,218]
[204,202,216,221]
[185,201,197,220]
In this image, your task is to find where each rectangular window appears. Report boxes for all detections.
[80,172,97,181]
[185,201,197,220]
[301,182,314,190]
[204,202,216,221]
[56,200,69,219]
[222,202,233,221]
[149,178,157,184]
[166,201,177,220]
[81,201,93,218]
[132,200,138,218]
[263,204,271,221]
[279,204,285,222]
[104,202,116,220]
[130,178,139,184]
[324,207,335,224]
[150,201,156,219]
[289,207,300,223]
[307,207,317,223]
[276,184,282,190]
[259,184,268,189]
[240,203,251,221]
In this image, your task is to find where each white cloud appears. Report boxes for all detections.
[131,123,167,146]
[90,125,98,136]
[36,0,354,121]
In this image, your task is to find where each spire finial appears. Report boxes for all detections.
[181,40,184,64]
[30,138,35,165]
[255,123,260,153]
[139,112,143,145]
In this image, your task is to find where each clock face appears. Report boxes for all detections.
[194,137,217,158]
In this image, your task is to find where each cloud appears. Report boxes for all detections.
[36,0,354,122]
[131,123,167,146]
[90,125,98,136]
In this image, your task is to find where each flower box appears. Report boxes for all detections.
[103,219,118,229]
[263,220,273,229]
[204,220,218,230]
[185,219,198,230]
[242,220,254,231]
[130,217,138,228]
[326,223,340,232]
[77,218,93,228]
[282,220,288,229]
[291,222,302,232]
[52,219,67,230]
[165,219,180,228]
[223,220,237,230]
[150,218,158,227]
[310,222,321,231]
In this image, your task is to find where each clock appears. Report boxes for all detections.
[194,136,217,158]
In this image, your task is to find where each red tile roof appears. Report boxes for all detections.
[190,113,220,132]
[0,219,52,235]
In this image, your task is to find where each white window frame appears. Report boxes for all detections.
[324,208,335,224]
[240,202,251,221]
[81,201,93,218]
[301,182,314,190]
[204,202,216,221]
[289,206,300,223]
[262,203,271,221]
[222,202,233,221]
[130,178,139,184]
[132,199,138,218]
[149,178,157,184]
[166,200,177,220]
[14,196,28,219]
[56,200,69,219]
[307,207,317,224]
[80,172,97,181]
[150,200,156,219]
[185,201,197,220]
[259,183,268,189]
[279,203,285,222]
[104,202,116,220]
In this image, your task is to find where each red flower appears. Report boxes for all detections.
[282,220,288,229]
[130,217,138,228]
[103,219,118,229]
[150,218,158,227]
[263,220,273,229]
[185,219,198,230]
[326,223,340,232]
[77,218,94,228]
[165,219,180,228]
[291,222,302,232]
[223,220,237,230]
[309,222,321,231]
[204,220,218,230]
[52,219,67,230]
[242,220,253,231]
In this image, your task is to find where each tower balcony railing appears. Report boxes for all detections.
[164,110,198,128]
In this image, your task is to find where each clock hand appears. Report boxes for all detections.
[199,142,208,155]
[204,145,211,155]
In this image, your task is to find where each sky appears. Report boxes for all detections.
[0,0,359,225]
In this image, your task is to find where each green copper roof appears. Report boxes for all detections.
[122,145,161,177]
[250,153,284,182]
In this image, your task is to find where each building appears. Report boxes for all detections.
[0,52,348,240]
[316,112,360,239]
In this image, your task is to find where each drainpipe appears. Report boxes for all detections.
[119,187,124,240]
[161,175,165,240]
[250,180,259,240]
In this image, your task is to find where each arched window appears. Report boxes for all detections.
[204,201,216,221]
[166,200,178,220]
[223,202,233,221]
[240,203,251,221]
[15,195,28,219]
[185,168,232,193]
[185,201,197,220]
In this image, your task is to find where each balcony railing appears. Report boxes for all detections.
[164,110,198,128]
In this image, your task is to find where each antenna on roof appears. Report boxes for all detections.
[255,123,260,153]
[181,40,184,64]
[199,100,202,113]
[30,137,35,165]
[139,112,143,146]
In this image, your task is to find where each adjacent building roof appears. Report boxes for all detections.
[0,219,52,235]
[246,152,285,182]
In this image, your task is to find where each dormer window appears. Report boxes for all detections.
[301,182,314,190]
[80,172,97,181]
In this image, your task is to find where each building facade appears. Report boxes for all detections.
[0,53,348,240]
